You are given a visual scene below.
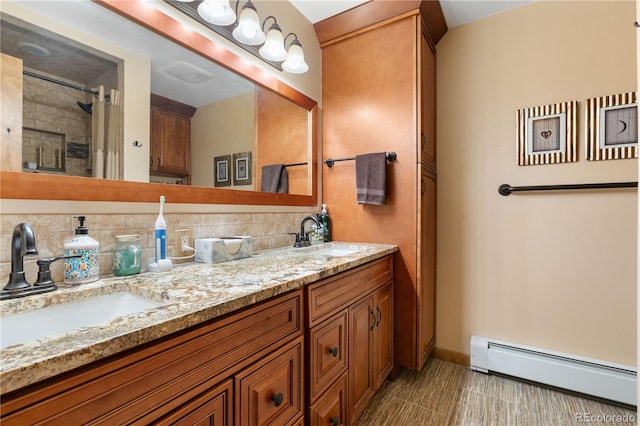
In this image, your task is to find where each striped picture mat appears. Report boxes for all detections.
[585,91,637,161]
[516,101,577,166]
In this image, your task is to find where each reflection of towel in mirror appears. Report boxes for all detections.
[356,153,387,205]
[261,164,288,193]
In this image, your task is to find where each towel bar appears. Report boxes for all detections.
[499,181,638,196]
[324,152,397,168]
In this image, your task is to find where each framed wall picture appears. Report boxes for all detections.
[516,100,577,165]
[233,151,252,186]
[214,155,231,187]
[585,91,637,161]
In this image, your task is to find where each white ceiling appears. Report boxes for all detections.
[289,0,535,28]
[4,0,536,110]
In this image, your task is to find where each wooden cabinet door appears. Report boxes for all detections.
[235,337,303,426]
[420,27,436,168]
[419,167,436,366]
[1,53,23,172]
[152,379,232,426]
[151,106,191,175]
[309,310,348,401]
[308,374,348,426]
[349,296,374,422]
[372,282,393,389]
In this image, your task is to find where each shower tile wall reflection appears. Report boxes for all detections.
[22,68,90,176]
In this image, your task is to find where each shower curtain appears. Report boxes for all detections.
[91,85,122,179]
[105,89,122,179]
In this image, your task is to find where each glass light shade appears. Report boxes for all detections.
[258,24,287,62]
[197,0,236,26]
[282,41,309,74]
[232,2,265,45]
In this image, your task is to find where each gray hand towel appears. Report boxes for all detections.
[356,153,387,205]
[261,164,288,193]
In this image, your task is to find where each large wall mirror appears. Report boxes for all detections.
[0,0,318,206]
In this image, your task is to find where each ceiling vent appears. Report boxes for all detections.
[164,61,214,84]
[17,41,51,56]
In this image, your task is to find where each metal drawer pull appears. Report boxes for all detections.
[271,392,284,407]
[328,347,339,357]
[369,310,376,331]
[376,306,382,326]
[330,416,340,425]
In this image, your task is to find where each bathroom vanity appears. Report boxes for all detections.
[0,242,397,425]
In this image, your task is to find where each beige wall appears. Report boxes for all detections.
[437,0,637,365]
[191,92,255,189]
[637,0,640,401]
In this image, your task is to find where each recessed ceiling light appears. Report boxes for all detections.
[17,41,51,56]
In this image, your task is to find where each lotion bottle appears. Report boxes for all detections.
[64,216,100,284]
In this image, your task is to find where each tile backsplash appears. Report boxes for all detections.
[1,211,313,285]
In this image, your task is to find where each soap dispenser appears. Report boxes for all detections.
[64,216,100,284]
[320,204,331,242]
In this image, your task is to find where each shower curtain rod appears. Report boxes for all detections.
[23,70,110,100]
[498,181,638,196]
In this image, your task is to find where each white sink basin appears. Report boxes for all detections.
[295,244,366,257]
[311,248,359,257]
[0,292,161,349]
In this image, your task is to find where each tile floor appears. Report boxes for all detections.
[355,358,637,425]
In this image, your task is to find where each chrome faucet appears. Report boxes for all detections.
[292,215,321,247]
[4,223,38,292]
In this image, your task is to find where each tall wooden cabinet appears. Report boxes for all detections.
[150,93,196,183]
[317,1,445,370]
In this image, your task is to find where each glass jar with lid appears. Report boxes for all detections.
[113,234,142,276]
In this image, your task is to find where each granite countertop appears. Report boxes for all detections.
[0,242,397,394]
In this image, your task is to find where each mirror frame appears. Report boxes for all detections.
[0,0,318,206]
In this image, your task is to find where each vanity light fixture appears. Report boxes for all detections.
[232,0,265,45]
[197,0,236,26]
[165,0,308,74]
[258,16,287,62]
[282,33,309,74]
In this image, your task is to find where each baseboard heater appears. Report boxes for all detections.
[470,335,637,406]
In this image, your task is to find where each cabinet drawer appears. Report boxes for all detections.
[308,373,348,426]
[235,336,304,426]
[152,379,232,425]
[1,290,302,425]
[309,310,348,402]
[307,256,392,327]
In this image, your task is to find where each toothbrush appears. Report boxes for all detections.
[155,195,166,262]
